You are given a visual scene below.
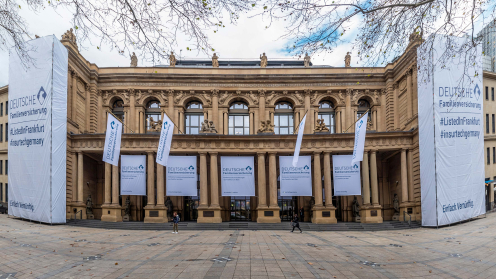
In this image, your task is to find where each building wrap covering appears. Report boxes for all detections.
[418,35,485,226]
[8,36,68,223]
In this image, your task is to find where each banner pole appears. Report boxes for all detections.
[293,110,309,135]
[343,105,374,133]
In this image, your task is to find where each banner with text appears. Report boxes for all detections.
[156,113,174,166]
[351,112,368,167]
[166,156,197,196]
[292,114,307,167]
[8,36,68,223]
[221,156,255,196]
[102,113,122,166]
[279,156,312,196]
[418,35,485,226]
[333,155,361,196]
[120,155,146,196]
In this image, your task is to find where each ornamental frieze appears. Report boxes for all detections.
[101,82,386,88]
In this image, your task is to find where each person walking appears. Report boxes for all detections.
[172,212,179,234]
[291,214,302,233]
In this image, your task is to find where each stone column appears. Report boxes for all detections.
[401,149,408,203]
[98,91,104,133]
[179,110,184,133]
[336,109,341,133]
[224,112,229,135]
[407,70,413,120]
[212,90,219,128]
[323,152,333,207]
[268,152,278,208]
[380,89,387,132]
[362,151,370,205]
[407,149,414,202]
[313,152,323,207]
[129,90,136,131]
[72,73,78,121]
[147,152,155,206]
[77,152,84,204]
[209,152,220,208]
[72,152,78,203]
[393,83,399,130]
[412,66,418,117]
[259,90,266,122]
[112,164,119,206]
[104,163,111,205]
[370,151,379,205]
[304,91,311,134]
[250,111,254,134]
[257,152,267,208]
[157,163,164,207]
[199,152,208,208]
[345,89,352,130]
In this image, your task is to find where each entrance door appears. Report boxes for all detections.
[278,198,296,221]
[230,197,251,221]
[184,198,199,221]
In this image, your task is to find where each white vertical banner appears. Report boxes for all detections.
[292,113,307,167]
[156,113,174,166]
[279,156,312,196]
[418,35,485,226]
[102,113,122,166]
[351,112,368,166]
[333,155,361,196]
[120,155,146,196]
[221,156,255,196]
[8,36,67,223]
[166,156,197,196]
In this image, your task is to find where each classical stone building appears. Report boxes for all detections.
[4,30,426,223]
[0,85,7,208]
[483,71,496,210]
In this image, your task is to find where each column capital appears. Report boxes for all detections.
[198,151,208,155]
[401,148,408,152]
[370,149,378,153]
[209,151,218,155]
[268,151,277,155]
[323,151,332,155]
[146,151,155,155]
[313,151,322,155]
[257,152,266,156]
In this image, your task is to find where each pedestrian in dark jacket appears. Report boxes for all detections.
[172,212,179,234]
[299,207,305,222]
[291,214,302,233]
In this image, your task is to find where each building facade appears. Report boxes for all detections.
[479,22,496,72]
[484,71,496,210]
[5,30,426,223]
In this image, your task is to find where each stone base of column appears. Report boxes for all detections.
[400,202,417,221]
[71,203,87,220]
[311,206,337,224]
[360,205,383,223]
[101,205,123,222]
[257,207,281,223]
[197,207,222,223]
[143,205,168,223]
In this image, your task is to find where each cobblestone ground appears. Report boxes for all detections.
[1,214,496,279]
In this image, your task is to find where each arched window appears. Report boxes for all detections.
[185,101,204,135]
[318,100,335,133]
[357,99,371,121]
[112,99,124,122]
[145,100,161,133]
[228,101,249,135]
[274,102,294,135]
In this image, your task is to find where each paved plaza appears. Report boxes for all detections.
[1,215,496,278]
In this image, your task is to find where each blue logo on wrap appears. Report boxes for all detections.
[358,119,364,128]
[110,121,116,129]
[37,86,47,105]
[246,166,252,171]
[139,165,144,170]
[188,165,194,170]
[353,164,359,169]
[303,165,310,170]
[474,84,481,101]
[164,121,168,129]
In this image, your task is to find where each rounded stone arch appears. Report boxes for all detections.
[270,96,299,108]
[107,95,126,108]
[141,95,166,108]
[353,93,376,106]
[314,95,340,107]
[226,95,253,107]
[180,95,209,108]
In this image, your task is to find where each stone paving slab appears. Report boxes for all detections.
[1,214,496,278]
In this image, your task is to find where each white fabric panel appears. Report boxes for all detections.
[120,155,146,196]
[221,156,255,196]
[292,114,307,167]
[102,113,122,166]
[351,112,368,166]
[419,35,485,226]
[8,35,67,223]
[332,155,361,196]
[279,156,312,196]
[156,113,174,166]
[166,156,197,196]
